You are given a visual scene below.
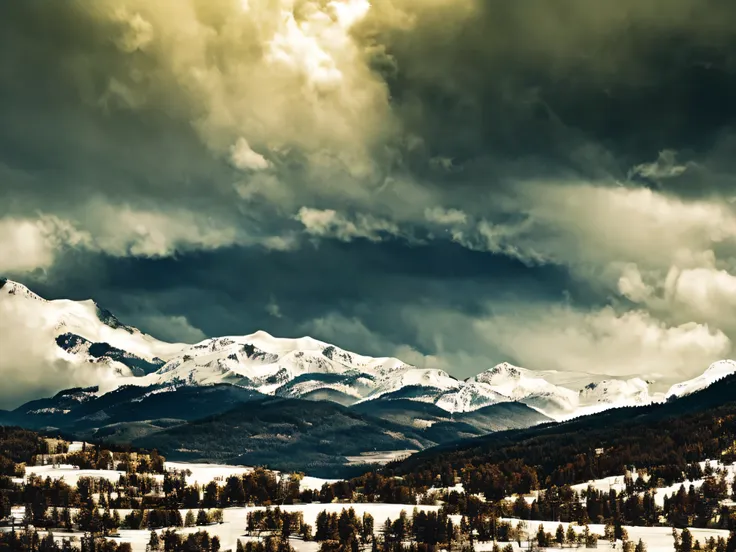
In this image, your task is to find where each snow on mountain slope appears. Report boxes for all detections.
[0,279,184,362]
[3,278,733,420]
[364,368,460,400]
[578,377,659,407]
[469,363,579,417]
[130,332,414,392]
[460,364,660,419]
[665,360,736,399]
[0,279,187,399]
[433,381,509,413]
[555,377,667,421]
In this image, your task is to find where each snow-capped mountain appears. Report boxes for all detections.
[127,331,421,397]
[1,278,733,421]
[665,360,736,400]
[469,363,579,417]
[573,378,663,419]
[0,278,183,393]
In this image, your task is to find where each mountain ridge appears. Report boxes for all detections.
[1,277,731,420]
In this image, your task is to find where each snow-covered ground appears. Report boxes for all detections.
[345,450,417,465]
[10,456,736,552]
[19,453,337,493]
[163,462,253,486]
[4,508,723,552]
[20,464,125,487]
[494,520,729,552]
[300,475,339,491]
[569,474,644,495]
[10,447,736,552]
[67,441,86,453]
[2,504,441,552]
[579,460,736,506]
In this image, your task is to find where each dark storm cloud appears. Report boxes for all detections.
[2,0,736,392]
[361,0,736,184]
[22,238,580,340]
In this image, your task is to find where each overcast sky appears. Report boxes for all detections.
[2,0,736,392]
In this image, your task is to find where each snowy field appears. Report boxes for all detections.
[20,463,125,487]
[11,450,736,552]
[567,460,736,507]
[3,504,441,552]
[4,508,723,552]
[495,459,736,509]
[163,462,254,486]
[495,519,729,552]
[67,442,85,453]
[20,445,338,492]
[345,450,417,465]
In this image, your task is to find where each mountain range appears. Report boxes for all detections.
[1,277,734,475]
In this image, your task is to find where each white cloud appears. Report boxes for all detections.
[93,207,240,257]
[230,137,270,170]
[304,312,443,368]
[266,296,283,318]
[112,8,154,53]
[444,182,736,295]
[617,263,654,303]
[629,149,689,180]
[473,304,730,384]
[0,218,56,272]
[0,216,91,273]
[504,183,736,269]
[296,207,402,242]
[657,265,736,334]
[0,206,296,275]
[424,207,467,225]
[0,295,119,409]
[90,0,391,188]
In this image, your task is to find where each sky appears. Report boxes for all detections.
[2,0,736,397]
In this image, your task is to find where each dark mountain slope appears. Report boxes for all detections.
[351,399,549,437]
[387,372,736,494]
[456,401,551,432]
[133,397,434,477]
[4,384,265,438]
[2,379,553,477]
[56,332,165,376]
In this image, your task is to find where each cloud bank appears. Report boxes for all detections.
[2,0,736,400]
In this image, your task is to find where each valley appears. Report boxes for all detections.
[5,280,736,552]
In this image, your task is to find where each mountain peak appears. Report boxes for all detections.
[1,277,733,421]
[578,378,652,406]
[473,362,526,384]
[666,359,736,399]
[0,278,46,302]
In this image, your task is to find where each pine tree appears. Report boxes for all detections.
[363,513,374,543]
[149,530,160,551]
[556,524,565,547]
[516,521,526,547]
[113,510,121,530]
[197,509,209,527]
[537,525,548,548]
[682,528,694,552]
